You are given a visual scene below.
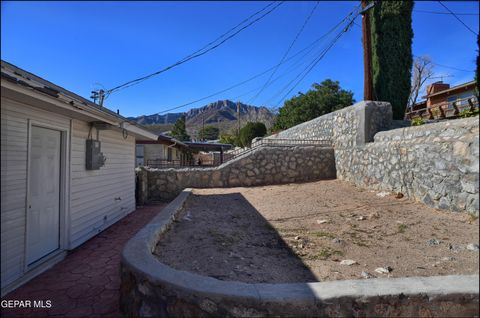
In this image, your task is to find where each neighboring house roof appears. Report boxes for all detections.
[184,141,232,151]
[410,100,427,111]
[422,80,476,99]
[136,135,232,152]
[1,60,157,140]
[136,133,188,148]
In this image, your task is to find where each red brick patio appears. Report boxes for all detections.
[1,204,166,318]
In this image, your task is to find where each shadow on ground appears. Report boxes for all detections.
[154,193,319,283]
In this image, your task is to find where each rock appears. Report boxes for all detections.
[332,238,343,244]
[294,236,301,240]
[182,211,192,221]
[340,259,358,266]
[376,191,390,197]
[427,238,441,246]
[316,219,329,224]
[361,271,373,279]
[299,244,304,249]
[357,216,366,221]
[448,243,464,251]
[441,257,455,261]
[368,212,380,219]
[395,192,404,199]
[375,266,392,274]
[466,243,479,251]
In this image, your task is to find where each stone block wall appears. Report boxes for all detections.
[267,101,479,214]
[140,99,478,214]
[335,117,479,214]
[268,100,393,147]
[144,146,336,201]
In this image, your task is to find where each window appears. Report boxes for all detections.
[135,145,144,167]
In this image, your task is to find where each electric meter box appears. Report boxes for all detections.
[86,139,106,170]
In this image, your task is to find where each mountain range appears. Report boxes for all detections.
[129,100,276,135]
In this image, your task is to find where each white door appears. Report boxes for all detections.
[27,126,61,265]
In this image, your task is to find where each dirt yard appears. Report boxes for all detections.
[154,180,479,283]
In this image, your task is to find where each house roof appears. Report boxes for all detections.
[136,133,188,148]
[423,80,476,99]
[184,141,232,151]
[136,136,233,152]
[1,60,158,140]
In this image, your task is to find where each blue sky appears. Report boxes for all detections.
[1,1,478,117]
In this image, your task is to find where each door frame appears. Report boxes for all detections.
[24,120,70,271]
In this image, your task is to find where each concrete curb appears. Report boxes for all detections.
[121,189,480,317]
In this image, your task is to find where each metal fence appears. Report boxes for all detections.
[145,138,332,168]
[405,96,479,120]
[146,159,216,169]
[223,138,332,164]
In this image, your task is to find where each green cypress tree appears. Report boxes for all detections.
[370,1,414,119]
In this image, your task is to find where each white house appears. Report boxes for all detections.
[136,134,189,167]
[0,60,158,296]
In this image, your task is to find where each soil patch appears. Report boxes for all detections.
[154,180,479,283]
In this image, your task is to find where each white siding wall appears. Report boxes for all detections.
[69,120,136,248]
[1,97,137,291]
[143,144,168,162]
[143,144,182,164]
[1,98,70,289]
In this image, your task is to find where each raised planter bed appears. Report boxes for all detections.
[121,187,479,317]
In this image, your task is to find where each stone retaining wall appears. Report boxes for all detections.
[121,190,480,317]
[140,100,479,214]
[267,101,479,214]
[268,100,392,148]
[335,117,479,214]
[143,146,335,201]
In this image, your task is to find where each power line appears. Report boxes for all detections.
[179,2,278,63]
[431,62,474,73]
[414,9,479,16]
[264,8,360,105]
[232,38,329,102]
[413,54,475,73]
[437,1,478,36]
[247,1,320,104]
[104,1,284,97]
[272,9,360,107]
[154,8,356,115]
[353,19,475,73]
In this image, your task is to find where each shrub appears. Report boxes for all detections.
[239,122,267,147]
[273,79,354,130]
[219,133,237,146]
[411,117,425,126]
[458,108,479,118]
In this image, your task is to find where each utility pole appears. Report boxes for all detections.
[91,89,105,106]
[237,101,241,137]
[98,89,105,107]
[361,0,374,101]
[202,112,205,142]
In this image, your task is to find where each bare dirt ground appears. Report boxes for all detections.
[154,180,479,283]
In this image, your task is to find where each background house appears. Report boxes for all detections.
[406,80,478,120]
[136,138,233,168]
[136,134,189,167]
[1,60,157,295]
